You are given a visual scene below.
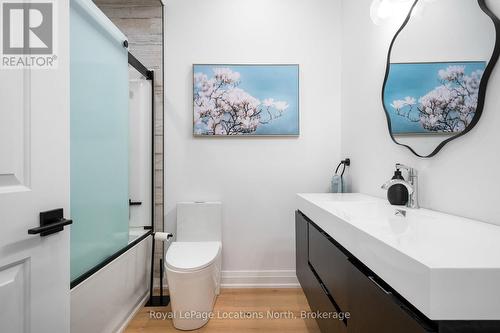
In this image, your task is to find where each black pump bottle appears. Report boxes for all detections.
[387,169,409,206]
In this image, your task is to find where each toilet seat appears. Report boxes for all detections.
[166,241,221,272]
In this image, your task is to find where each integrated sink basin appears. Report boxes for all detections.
[297,193,500,320]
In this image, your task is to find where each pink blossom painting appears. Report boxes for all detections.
[193,65,299,136]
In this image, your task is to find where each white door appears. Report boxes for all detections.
[0,1,70,332]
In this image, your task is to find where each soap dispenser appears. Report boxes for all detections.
[387,168,409,206]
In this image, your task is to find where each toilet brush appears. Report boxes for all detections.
[145,232,173,307]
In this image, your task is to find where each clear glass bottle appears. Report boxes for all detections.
[331,174,343,193]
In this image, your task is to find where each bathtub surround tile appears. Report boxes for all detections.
[154,155,163,173]
[94,6,161,20]
[154,136,163,155]
[154,189,163,205]
[154,171,163,188]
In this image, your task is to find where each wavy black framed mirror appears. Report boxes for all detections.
[382,0,500,158]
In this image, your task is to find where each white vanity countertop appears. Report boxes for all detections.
[297,193,500,320]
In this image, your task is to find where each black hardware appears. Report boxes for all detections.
[147,233,156,305]
[335,157,351,177]
[123,40,129,48]
[319,281,330,296]
[128,52,154,80]
[28,209,72,237]
[368,276,392,295]
[128,51,167,307]
[129,199,142,206]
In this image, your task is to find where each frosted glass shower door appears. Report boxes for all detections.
[70,0,129,281]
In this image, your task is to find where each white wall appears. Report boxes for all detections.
[165,0,342,279]
[341,0,500,226]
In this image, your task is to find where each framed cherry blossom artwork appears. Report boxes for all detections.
[383,61,486,135]
[193,64,299,136]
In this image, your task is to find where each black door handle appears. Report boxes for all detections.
[28,208,73,237]
[28,219,72,235]
[129,199,142,206]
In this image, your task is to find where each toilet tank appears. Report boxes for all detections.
[176,202,222,242]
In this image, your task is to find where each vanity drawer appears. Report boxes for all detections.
[348,261,435,333]
[296,212,346,333]
[308,264,347,333]
[296,211,310,289]
[308,223,351,313]
[296,211,316,305]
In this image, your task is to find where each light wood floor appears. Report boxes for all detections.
[125,289,320,333]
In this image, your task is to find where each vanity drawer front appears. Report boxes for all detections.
[296,211,317,305]
[308,223,350,313]
[308,266,347,333]
[348,262,434,333]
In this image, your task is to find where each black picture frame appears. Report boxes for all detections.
[381,0,500,158]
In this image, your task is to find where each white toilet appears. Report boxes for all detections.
[165,202,222,330]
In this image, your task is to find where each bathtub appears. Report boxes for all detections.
[70,231,151,333]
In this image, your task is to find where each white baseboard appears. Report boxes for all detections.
[159,270,300,289]
[221,270,299,288]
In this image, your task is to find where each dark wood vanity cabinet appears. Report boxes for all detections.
[296,210,435,333]
[308,221,351,313]
[296,211,347,333]
[347,261,432,333]
[295,210,311,294]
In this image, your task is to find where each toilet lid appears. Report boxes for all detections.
[166,241,221,272]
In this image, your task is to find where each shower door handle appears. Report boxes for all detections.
[28,208,73,237]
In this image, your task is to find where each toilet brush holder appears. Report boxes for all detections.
[145,232,172,307]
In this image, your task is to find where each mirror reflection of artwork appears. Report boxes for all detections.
[385,61,486,135]
[193,64,299,136]
[381,0,499,157]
